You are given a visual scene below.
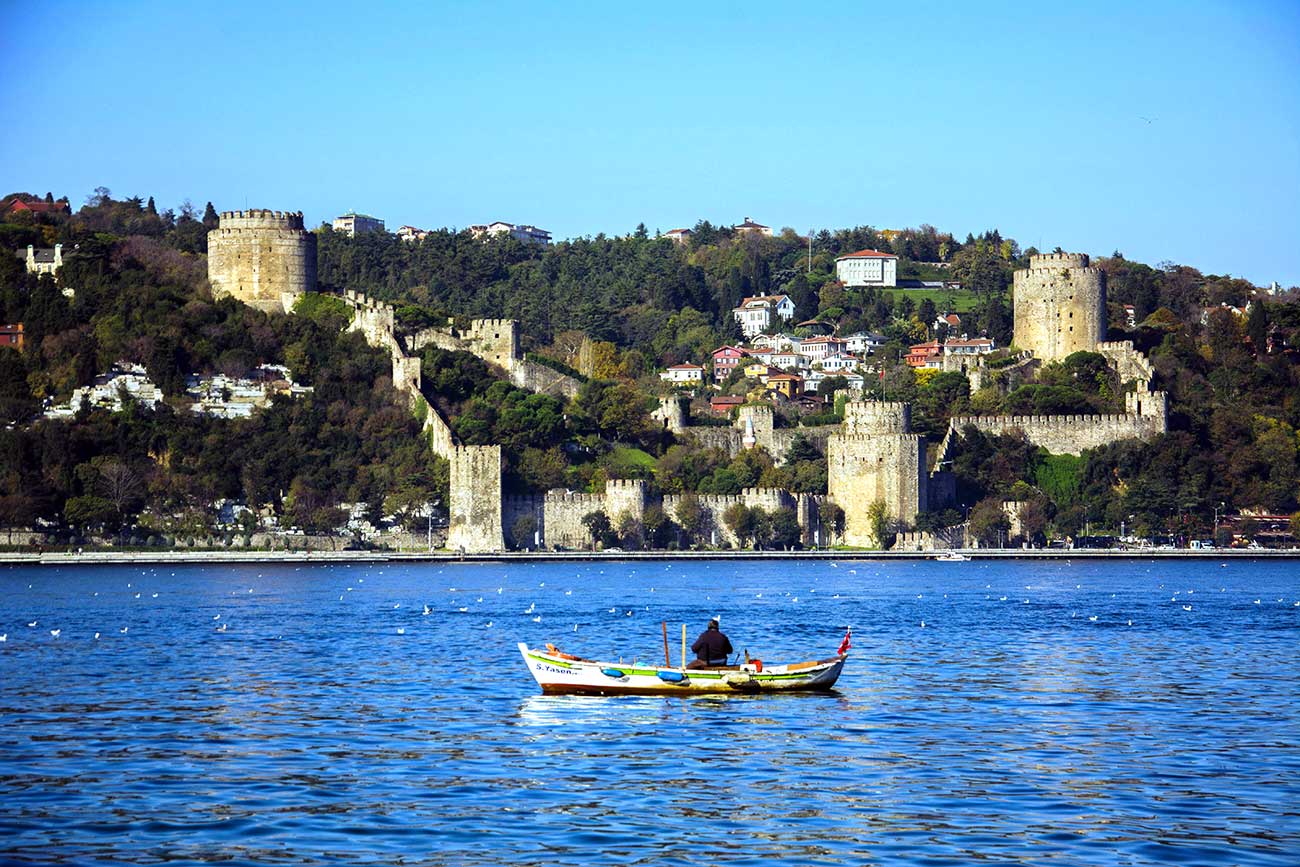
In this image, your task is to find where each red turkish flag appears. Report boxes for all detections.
[837,626,852,656]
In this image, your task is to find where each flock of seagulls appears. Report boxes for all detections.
[4,561,1299,647]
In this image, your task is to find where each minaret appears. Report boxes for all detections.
[742,416,757,449]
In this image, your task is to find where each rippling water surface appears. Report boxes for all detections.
[2,558,1298,865]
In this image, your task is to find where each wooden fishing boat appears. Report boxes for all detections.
[517,637,849,696]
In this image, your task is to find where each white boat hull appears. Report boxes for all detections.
[518,642,847,696]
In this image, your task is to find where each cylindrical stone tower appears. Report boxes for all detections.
[207,209,317,314]
[1012,252,1106,362]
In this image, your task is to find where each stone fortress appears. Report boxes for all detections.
[207,210,317,314]
[206,209,1166,551]
[950,251,1167,457]
[1012,252,1107,362]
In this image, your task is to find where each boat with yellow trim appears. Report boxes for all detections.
[517,639,848,696]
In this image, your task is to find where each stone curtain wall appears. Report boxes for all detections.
[949,404,1167,455]
[207,210,316,314]
[344,292,458,459]
[1012,252,1106,363]
[1097,340,1155,386]
[672,403,836,462]
[410,320,581,400]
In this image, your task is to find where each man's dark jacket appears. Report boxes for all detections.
[691,629,733,663]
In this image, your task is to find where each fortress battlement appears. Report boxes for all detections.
[543,489,605,505]
[843,400,911,434]
[208,206,315,313]
[217,209,306,230]
[1026,252,1090,270]
[1096,339,1136,353]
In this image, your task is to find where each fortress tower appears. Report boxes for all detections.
[207,209,317,314]
[827,401,927,547]
[1013,252,1106,362]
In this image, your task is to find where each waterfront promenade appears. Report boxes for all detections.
[2,547,1297,566]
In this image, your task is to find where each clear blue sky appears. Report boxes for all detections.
[3,1,1298,285]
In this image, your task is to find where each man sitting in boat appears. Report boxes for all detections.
[687,620,733,669]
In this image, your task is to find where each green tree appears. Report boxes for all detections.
[867,500,891,549]
[511,514,538,550]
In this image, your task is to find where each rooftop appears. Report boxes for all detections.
[835,248,899,260]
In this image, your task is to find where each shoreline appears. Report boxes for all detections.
[3,548,1299,566]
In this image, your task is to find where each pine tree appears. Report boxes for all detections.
[202,202,219,228]
[146,196,157,215]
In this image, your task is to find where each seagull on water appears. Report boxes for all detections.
[216,623,227,633]
[458,606,468,613]
[94,633,100,640]
[50,629,61,638]
[0,634,7,642]
[1183,605,1193,611]
[532,616,541,623]
[485,621,494,628]
[213,614,221,620]
[422,605,431,616]
[27,621,36,628]
[397,627,405,635]
[120,627,128,633]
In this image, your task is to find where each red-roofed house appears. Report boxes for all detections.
[665,228,693,243]
[834,249,898,287]
[944,338,995,356]
[0,323,23,349]
[4,197,70,217]
[659,363,704,384]
[934,312,962,333]
[905,340,943,368]
[711,345,749,382]
[709,394,745,416]
[797,335,848,362]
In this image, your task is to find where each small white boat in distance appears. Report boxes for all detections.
[936,551,970,561]
[518,641,848,696]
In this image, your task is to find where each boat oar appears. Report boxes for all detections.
[662,621,670,668]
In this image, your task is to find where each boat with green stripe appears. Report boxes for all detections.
[518,640,848,696]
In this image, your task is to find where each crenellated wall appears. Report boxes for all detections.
[542,490,607,549]
[949,393,1167,455]
[604,479,648,528]
[663,487,799,548]
[208,209,316,313]
[676,403,836,462]
[408,316,580,399]
[1096,339,1155,386]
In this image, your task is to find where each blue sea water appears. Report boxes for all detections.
[0,558,1297,866]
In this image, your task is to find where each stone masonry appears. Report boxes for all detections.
[827,401,928,547]
[1013,252,1106,363]
[207,210,316,314]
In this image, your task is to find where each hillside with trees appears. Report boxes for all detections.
[1,188,1298,547]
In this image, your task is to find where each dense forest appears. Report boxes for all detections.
[1,189,1298,547]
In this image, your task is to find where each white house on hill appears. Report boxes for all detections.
[732,294,796,337]
[835,249,898,287]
